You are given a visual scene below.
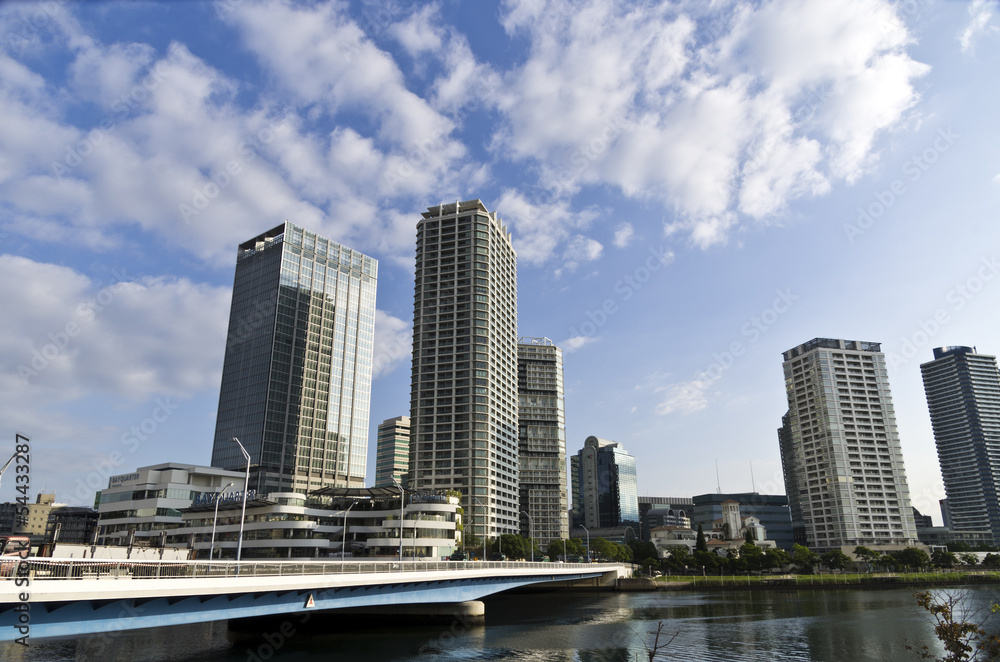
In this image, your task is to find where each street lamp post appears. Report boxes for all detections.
[473,497,485,560]
[341,502,355,560]
[391,476,404,563]
[521,510,534,562]
[581,525,590,562]
[230,437,251,565]
[209,481,234,562]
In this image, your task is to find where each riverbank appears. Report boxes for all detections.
[648,570,1000,591]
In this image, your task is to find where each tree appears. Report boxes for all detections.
[983,553,1000,569]
[546,539,566,562]
[764,547,790,571]
[908,590,1000,661]
[696,524,708,553]
[821,549,852,572]
[792,544,818,574]
[741,542,765,572]
[591,537,615,561]
[854,545,880,571]
[744,529,755,545]
[664,546,692,571]
[932,549,960,569]
[894,547,931,571]
[962,554,980,567]
[693,549,719,571]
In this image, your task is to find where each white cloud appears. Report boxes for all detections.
[496,0,928,247]
[559,335,600,353]
[373,309,412,378]
[654,377,712,415]
[613,222,634,248]
[494,189,599,266]
[0,255,230,403]
[959,0,998,53]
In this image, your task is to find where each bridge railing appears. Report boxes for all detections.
[0,558,622,581]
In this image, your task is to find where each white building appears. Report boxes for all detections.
[95,463,246,546]
[177,489,460,560]
[780,338,920,551]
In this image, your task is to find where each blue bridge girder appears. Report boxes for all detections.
[0,558,625,641]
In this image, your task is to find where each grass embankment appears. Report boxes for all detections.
[653,571,1000,590]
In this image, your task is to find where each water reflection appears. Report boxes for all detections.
[3,586,995,662]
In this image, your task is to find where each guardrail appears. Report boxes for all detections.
[0,558,621,581]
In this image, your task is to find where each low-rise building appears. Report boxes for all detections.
[176,488,460,559]
[95,463,247,546]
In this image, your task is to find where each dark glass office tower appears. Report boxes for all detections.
[921,346,1000,544]
[211,222,377,494]
[409,200,519,539]
[572,436,639,530]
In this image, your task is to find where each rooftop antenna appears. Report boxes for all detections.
[750,461,756,493]
[715,459,721,494]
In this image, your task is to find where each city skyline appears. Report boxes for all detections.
[2,2,1000,523]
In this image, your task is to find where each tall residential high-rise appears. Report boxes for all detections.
[375,416,410,488]
[517,337,568,545]
[780,338,919,551]
[920,346,1000,544]
[571,436,639,533]
[408,200,519,538]
[211,222,377,494]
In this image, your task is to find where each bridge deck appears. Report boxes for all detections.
[0,559,628,641]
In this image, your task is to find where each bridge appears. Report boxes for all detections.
[0,558,628,642]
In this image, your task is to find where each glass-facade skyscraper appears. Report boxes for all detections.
[211,222,377,494]
[780,338,919,551]
[921,346,1000,544]
[408,200,519,539]
[572,436,639,531]
[517,337,568,545]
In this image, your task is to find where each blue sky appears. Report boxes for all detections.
[1,0,998,525]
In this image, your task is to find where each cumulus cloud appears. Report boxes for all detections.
[0,255,230,402]
[373,309,412,378]
[496,0,928,247]
[959,0,998,53]
[654,377,712,415]
[613,222,634,248]
[559,335,600,353]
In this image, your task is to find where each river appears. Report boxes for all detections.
[3,586,998,661]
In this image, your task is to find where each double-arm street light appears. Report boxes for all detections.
[230,437,251,564]
[209,481,234,562]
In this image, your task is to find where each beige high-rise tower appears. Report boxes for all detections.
[408,200,519,539]
[780,338,919,551]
